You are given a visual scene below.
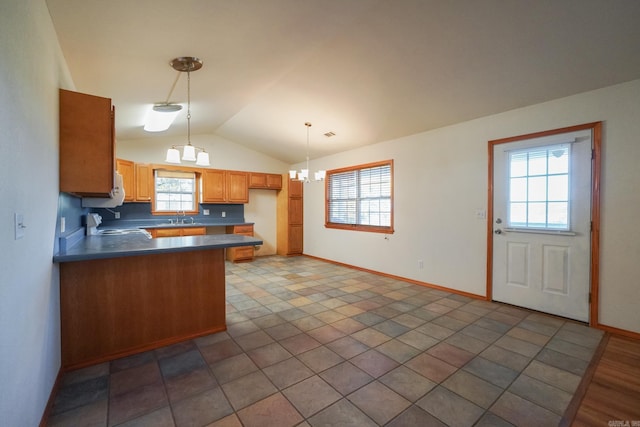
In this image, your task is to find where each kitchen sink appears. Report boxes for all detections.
[98,229,152,238]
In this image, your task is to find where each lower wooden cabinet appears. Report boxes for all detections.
[147,227,206,238]
[226,224,255,262]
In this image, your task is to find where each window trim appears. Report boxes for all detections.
[150,165,201,216]
[325,159,394,234]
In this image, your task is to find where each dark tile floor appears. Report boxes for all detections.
[48,256,604,426]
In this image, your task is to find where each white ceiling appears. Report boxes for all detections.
[46,0,640,164]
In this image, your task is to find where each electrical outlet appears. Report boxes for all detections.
[418,260,424,269]
[221,211,226,218]
[60,217,66,233]
[475,209,486,219]
[114,212,121,219]
[203,209,210,216]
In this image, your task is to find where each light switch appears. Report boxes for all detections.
[15,213,25,240]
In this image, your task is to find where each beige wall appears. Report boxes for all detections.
[0,0,73,424]
[299,79,640,335]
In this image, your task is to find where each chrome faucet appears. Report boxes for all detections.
[175,210,186,224]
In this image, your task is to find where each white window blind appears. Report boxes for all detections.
[508,144,570,230]
[327,161,393,232]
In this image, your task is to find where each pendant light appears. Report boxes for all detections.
[289,122,326,182]
[164,56,210,166]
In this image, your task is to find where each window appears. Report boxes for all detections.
[326,160,393,233]
[508,144,570,230]
[154,169,197,212]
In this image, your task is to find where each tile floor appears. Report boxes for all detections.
[48,255,604,426]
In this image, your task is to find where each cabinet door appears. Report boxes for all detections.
[248,173,267,189]
[116,159,135,202]
[266,174,283,189]
[135,164,153,202]
[288,224,303,255]
[289,179,303,198]
[226,171,249,203]
[202,170,226,203]
[59,89,115,197]
[289,197,303,225]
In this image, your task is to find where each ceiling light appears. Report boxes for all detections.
[289,122,325,182]
[143,103,182,132]
[163,56,210,167]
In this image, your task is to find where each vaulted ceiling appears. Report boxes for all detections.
[46,0,640,164]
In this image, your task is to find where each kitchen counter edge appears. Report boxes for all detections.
[53,233,263,263]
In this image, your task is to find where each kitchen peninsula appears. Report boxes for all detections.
[54,232,262,370]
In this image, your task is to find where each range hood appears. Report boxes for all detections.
[81,172,125,208]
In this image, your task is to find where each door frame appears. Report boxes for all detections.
[486,122,602,326]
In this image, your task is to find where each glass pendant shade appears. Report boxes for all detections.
[196,151,210,166]
[315,170,326,181]
[182,144,197,161]
[165,147,181,164]
[289,170,297,179]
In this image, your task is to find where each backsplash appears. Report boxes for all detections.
[95,203,245,227]
[54,193,89,253]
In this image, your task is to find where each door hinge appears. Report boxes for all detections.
[588,292,592,303]
[591,149,595,160]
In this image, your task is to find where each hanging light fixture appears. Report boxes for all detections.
[289,122,326,182]
[164,56,210,166]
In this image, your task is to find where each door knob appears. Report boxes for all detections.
[494,229,503,235]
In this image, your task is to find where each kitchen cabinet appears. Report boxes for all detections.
[226,224,255,262]
[135,163,153,202]
[59,248,226,369]
[59,89,115,197]
[147,227,206,238]
[249,173,283,190]
[116,159,135,202]
[202,170,249,203]
[115,159,152,202]
[277,176,303,255]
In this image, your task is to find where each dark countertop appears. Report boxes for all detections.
[53,233,263,263]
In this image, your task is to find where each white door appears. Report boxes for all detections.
[492,128,593,322]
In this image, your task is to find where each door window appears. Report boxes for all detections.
[507,144,570,230]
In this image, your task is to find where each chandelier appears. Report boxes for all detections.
[289,122,326,182]
[164,56,210,166]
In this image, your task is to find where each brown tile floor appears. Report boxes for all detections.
[48,255,606,426]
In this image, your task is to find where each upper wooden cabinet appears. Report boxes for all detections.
[115,159,135,202]
[59,89,115,197]
[227,171,249,203]
[249,173,283,190]
[135,164,153,202]
[115,159,152,202]
[202,170,249,203]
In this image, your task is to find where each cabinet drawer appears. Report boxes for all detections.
[154,228,181,237]
[232,225,253,234]
[182,227,206,236]
[231,246,254,260]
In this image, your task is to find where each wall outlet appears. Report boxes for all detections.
[221,211,226,218]
[114,212,120,219]
[475,209,486,219]
[203,209,210,216]
[418,260,424,269]
[60,217,66,233]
